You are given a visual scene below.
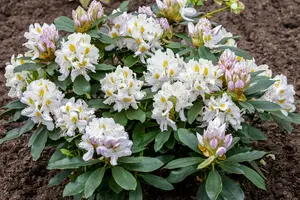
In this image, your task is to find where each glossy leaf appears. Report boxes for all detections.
[177,128,201,153]
[85,167,106,198]
[54,16,75,32]
[112,166,137,190]
[141,174,174,191]
[119,157,164,172]
[154,131,171,152]
[206,170,222,200]
[164,157,204,169]
[187,99,203,124]
[226,151,266,163]
[240,165,266,190]
[125,109,146,123]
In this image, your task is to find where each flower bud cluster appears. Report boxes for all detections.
[56,98,95,137]
[20,79,64,131]
[100,66,146,112]
[152,82,193,131]
[197,117,232,158]
[24,23,59,60]
[72,0,104,33]
[79,118,133,166]
[55,33,99,82]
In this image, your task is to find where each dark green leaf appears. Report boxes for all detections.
[85,167,106,198]
[132,123,145,145]
[63,172,92,197]
[142,88,156,100]
[47,157,100,170]
[112,166,137,190]
[114,111,128,126]
[198,46,217,64]
[245,79,276,96]
[0,127,21,144]
[175,33,192,43]
[73,75,91,95]
[87,99,110,109]
[125,109,146,123]
[240,165,266,190]
[217,36,240,45]
[272,115,293,133]
[164,157,204,169]
[48,128,61,141]
[89,71,106,81]
[129,182,142,200]
[3,100,26,110]
[156,155,175,163]
[31,128,48,160]
[165,42,186,49]
[109,177,123,193]
[246,125,267,141]
[13,63,44,73]
[259,112,272,120]
[220,175,244,200]
[54,76,71,91]
[97,32,116,45]
[187,99,203,124]
[119,157,164,172]
[177,128,201,153]
[48,170,72,187]
[219,162,244,174]
[289,112,300,124]
[95,63,116,71]
[124,55,139,67]
[46,62,59,75]
[206,170,222,200]
[248,100,282,112]
[227,151,265,163]
[154,131,171,152]
[238,101,255,114]
[141,174,174,191]
[54,16,75,32]
[196,181,210,200]
[167,165,198,183]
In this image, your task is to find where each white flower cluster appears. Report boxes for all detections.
[79,118,133,166]
[100,66,146,112]
[188,18,236,49]
[152,82,193,131]
[197,117,233,158]
[262,75,296,116]
[24,23,59,60]
[107,13,163,63]
[56,98,95,137]
[5,55,35,98]
[21,79,64,131]
[201,93,243,130]
[179,58,223,101]
[55,33,99,82]
[144,49,184,92]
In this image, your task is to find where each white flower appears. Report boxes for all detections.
[5,54,34,98]
[152,82,193,131]
[247,59,272,78]
[201,93,243,130]
[24,23,59,60]
[79,117,133,165]
[56,98,95,137]
[100,66,146,112]
[262,75,296,116]
[21,79,64,131]
[179,58,223,101]
[144,49,185,92]
[197,117,232,158]
[55,33,99,82]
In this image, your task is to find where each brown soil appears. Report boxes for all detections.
[0,0,300,199]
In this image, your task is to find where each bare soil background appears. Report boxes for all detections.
[0,0,300,199]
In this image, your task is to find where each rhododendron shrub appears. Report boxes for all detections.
[1,1,300,199]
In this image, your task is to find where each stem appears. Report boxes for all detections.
[204,5,230,18]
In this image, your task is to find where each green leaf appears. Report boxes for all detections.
[154,130,171,152]
[13,63,44,73]
[206,170,222,200]
[198,46,217,64]
[54,16,75,32]
[48,170,71,187]
[175,33,192,43]
[85,167,106,198]
[73,75,91,95]
[129,182,142,200]
[227,151,266,163]
[125,109,146,123]
[119,157,164,172]
[95,63,116,71]
[245,125,267,141]
[156,155,175,163]
[124,55,139,67]
[47,157,99,170]
[89,71,106,81]
[271,111,293,122]
[46,62,59,75]
[54,76,71,91]
[131,130,159,153]
[97,32,116,45]
[0,127,21,144]
[109,177,123,193]
[132,123,145,145]
[165,42,186,49]
[164,157,204,169]
[63,172,92,197]
[197,181,211,200]
[48,128,61,141]
[238,101,255,114]
[3,100,26,110]
[119,1,129,11]
[272,115,293,133]
[13,110,22,121]
[219,162,244,174]
[114,111,128,126]
[220,175,244,200]
[215,46,252,60]
[244,79,275,96]
[112,166,137,191]
[31,128,48,160]
[177,128,201,153]
[142,88,156,100]
[248,100,282,112]
[187,99,203,124]
[49,144,65,163]
[167,165,198,183]
[87,99,110,109]
[141,174,174,191]
[289,112,300,124]
[217,36,241,45]
[259,112,272,120]
[240,165,266,190]
[198,155,215,169]
[177,48,192,56]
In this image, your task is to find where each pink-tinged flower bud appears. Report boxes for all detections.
[197,133,204,146]
[235,79,244,89]
[210,138,218,149]
[228,81,235,91]
[159,18,170,31]
[216,147,227,157]
[138,6,155,17]
[224,134,233,148]
[218,49,237,72]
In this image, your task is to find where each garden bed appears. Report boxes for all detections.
[0,0,299,199]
